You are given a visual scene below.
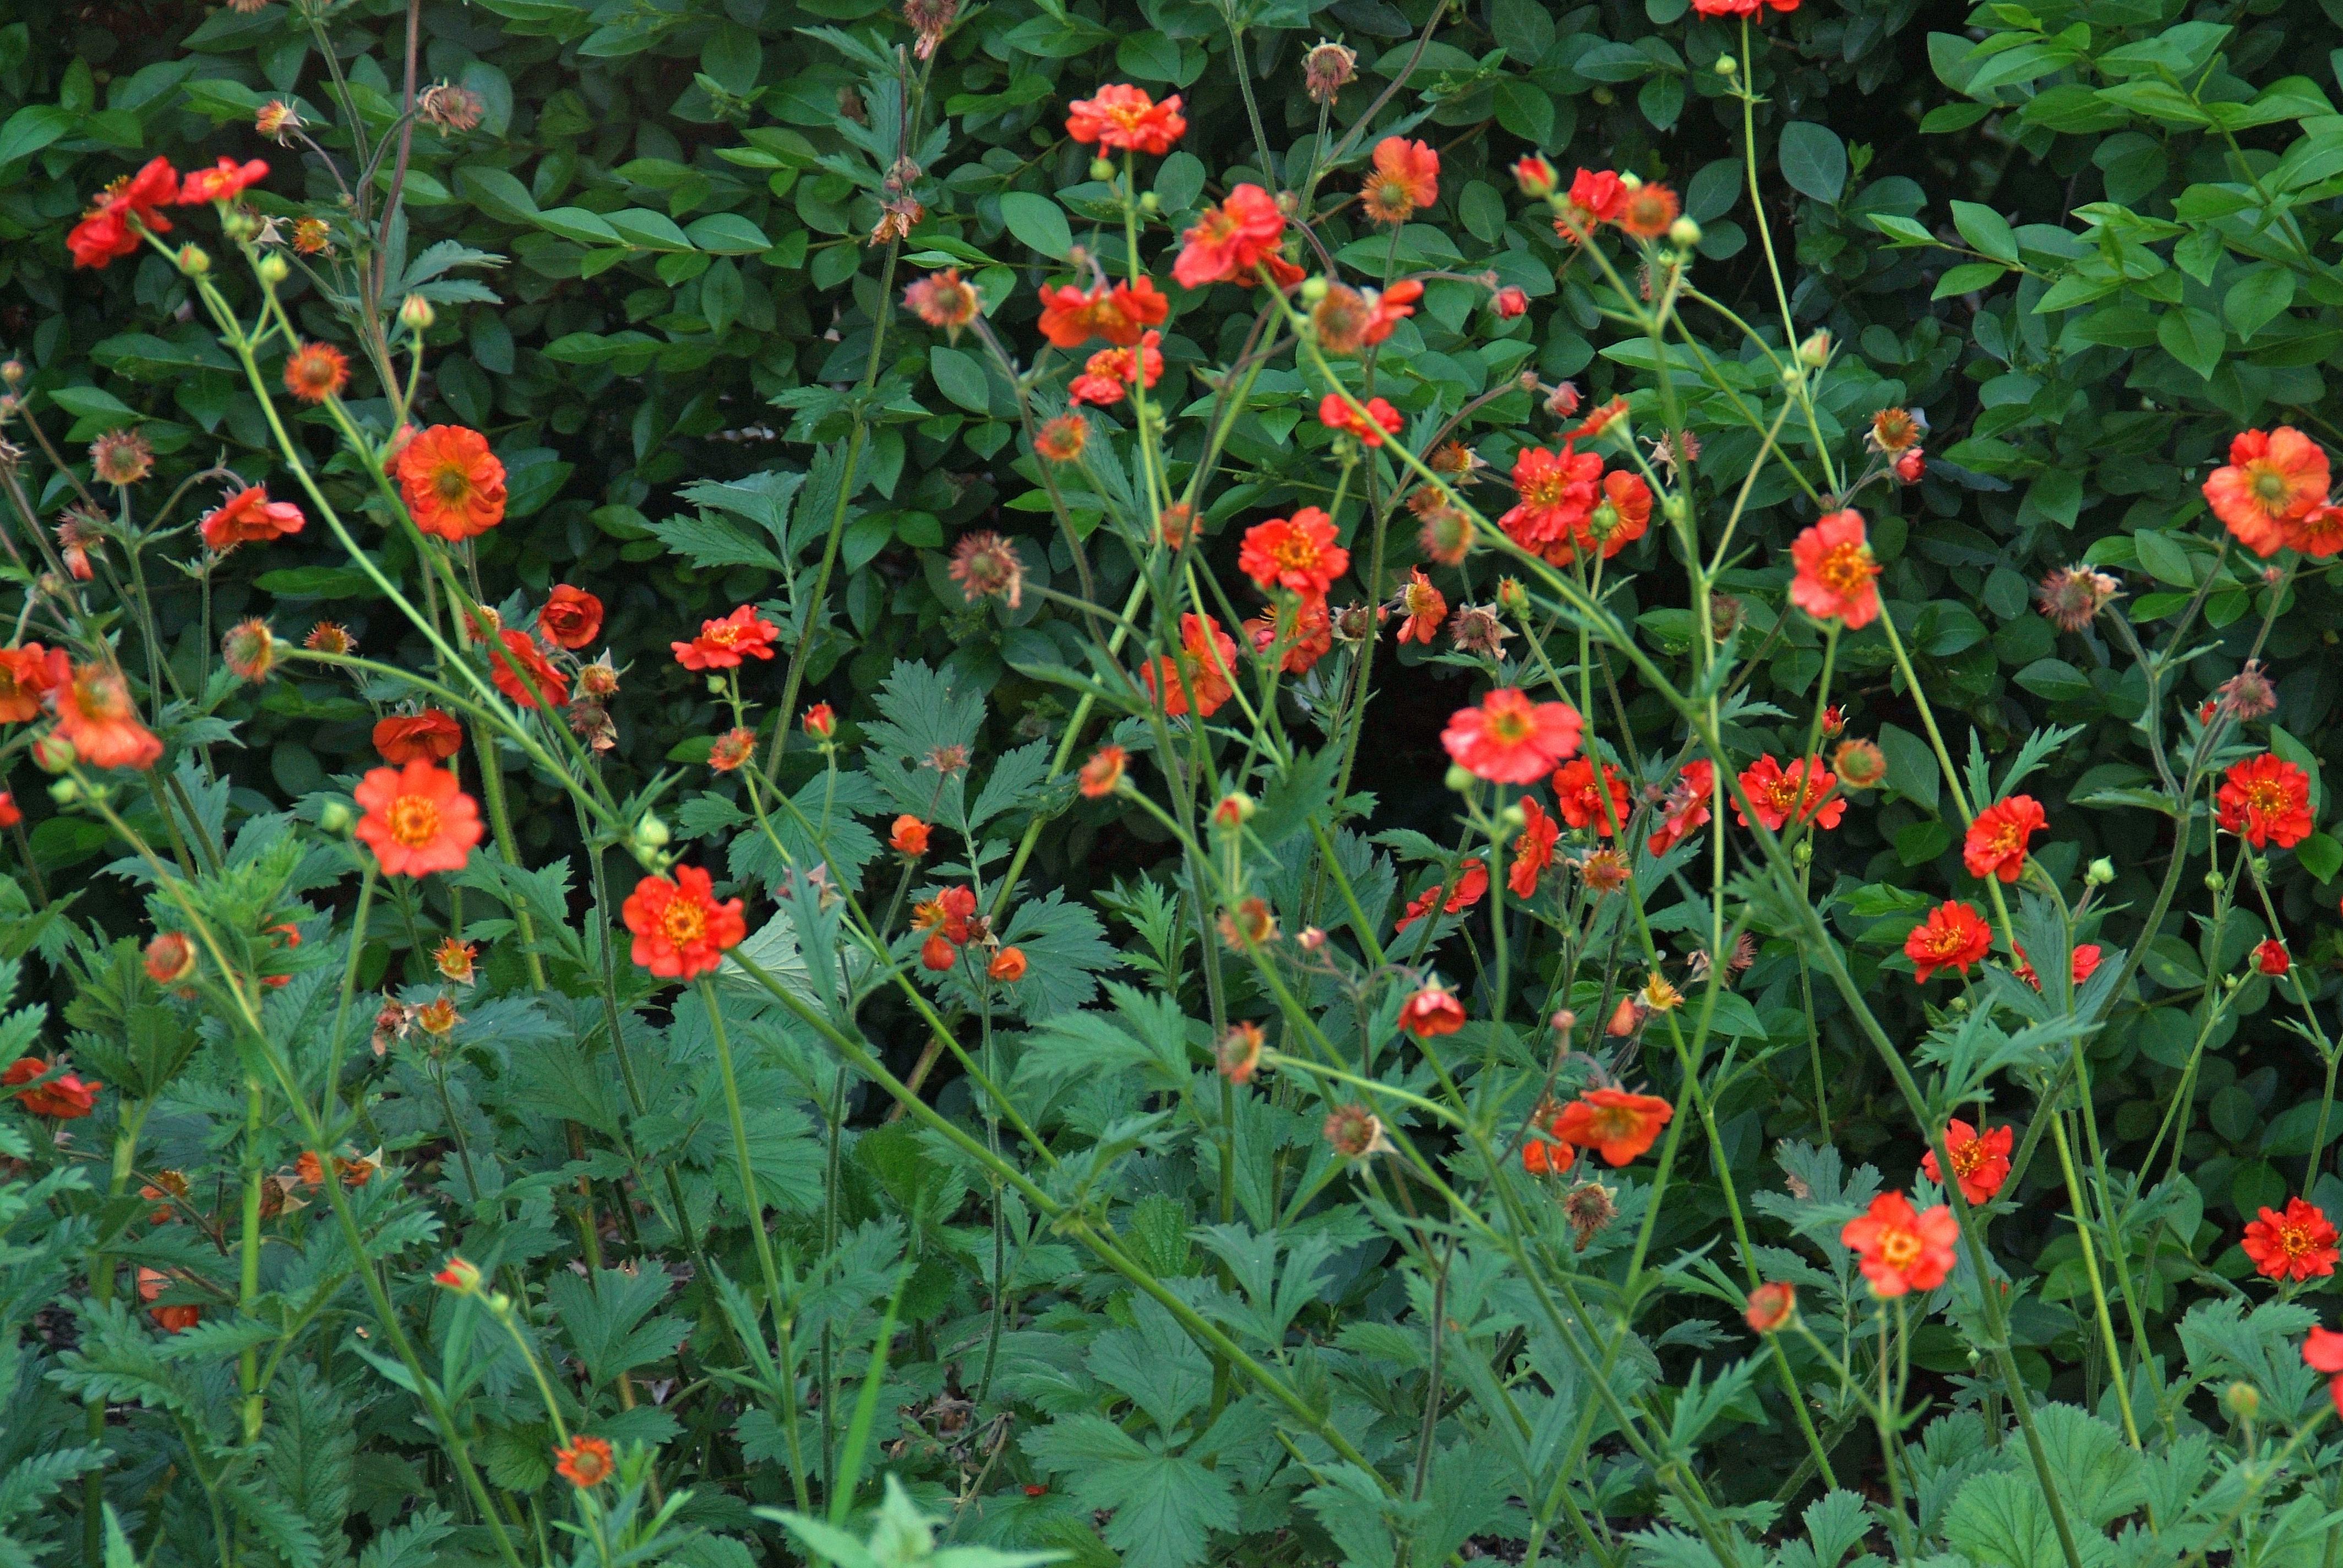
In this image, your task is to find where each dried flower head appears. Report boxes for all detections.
[2035,565,2121,633]
[1304,41,1357,104]
[1447,603,1512,658]
[1574,847,1631,894]
[283,341,350,404]
[1866,406,1927,454]
[903,0,957,56]
[1544,380,1582,418]
[1647,429,1700,478]
[304,620,355,655]
[1832,737,1887,791]
[1563,1179,1619,1250]
[903,268,981,341]
[576,653,621,700]
[1157,503,1196,549]
[1036,413,1088,464]
[569,701,617,753]
[949,531,1025,609]
[2218,660,2279,722]
[291,216,331,255]
[222,618,276,683]
[417,84,485,133]
[1416,501,1475,566]
[1323,1103,1394,1160]
[1217,1021,1264,1084]
[433,938,477,984]
[927,743,971,777]
[90,427,152,487]
[871,195,924,246]
[256,100,303,142]
[55,509,105,580]
[709,727,756,771]
[1428,440,1488,487]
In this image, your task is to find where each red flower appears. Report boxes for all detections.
[1615,182,1680,239]
[375,709,463,764]
[1442,689,1583,783]
[1067,331,1165,407]
[1396,859,1488,932]
[1080,745,1126,797]
[1589,470,1651,557]
[1906,901,1991,984]
[353,761,483,877]
[1311,280,1422,356]
[199,485,305,552]
[1734,755,1844,832]
[1920,1118,2014,1205]
[1513,155,1557,197]
[2243,1197,2340,1281]
[2204,427,2330,558]
[179,156,268,204]
[1554,168,1625,240]
[0,792,17,829]
[1319,394,1403,447]
[1840,1191,1959,1296]
[539,585,603,650]
[1142,613,1239,718]
[920,933,957,971]
[2217,754,2314,848]
[1360,136,1438,225]
[432,1256,483,1293]
[1239,507,1348,600]
[624,865,747,979]
[1554,1088,1674,1167]
[1399,983,1466,1038]
[988,946,1028,982]
[1173,184,1286,290]
[1694,0,1797,15]
[1963,795,2045,883]
[1509,798,1558,897]
[66,156,177,269]
[1036,277,1169,349]
[1493,286,1528,318]
[674,606,782,671]
[282,341,350,404]
[2257,939,2291,977]
[802,703,837,741]
[487,629,568,709]
[2014,941,2103,991]
[2285,503,2343,558]
[1246,598,1332,674]
[914,884,978,944]
[1522,1118,1574,1175]
[138,1267,200,1333]
[1744,1282,1796,1332]
[1552,759,1632,836]
[53,663,163,770]
[4,1057,100,1118]
[903,269,981,339]
[2304,1324,2343,1371]
[1393,567,1445,645]
[891,815,931,857]
[1500,444,1603,561]
[0,644,68,724]
[1066,84,1186,155]
[394,426,507,541]
[1789,509,1882,628]
[1647,760,1715,856]
[554,1436,615,1489]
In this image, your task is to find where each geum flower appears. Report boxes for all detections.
[1238,507,1348,600]
[352,761,483,878]
[67,156,177,269]
[394,426,506,541]
[1359,136,1437,225]
[1442,689,1583,783]
[624,865,747,979]
[1841,1191,1958,1296]
[1552,1088,1674,1167]
[1920,1119,2014,1205]
[2217,754,2313,848]
[2203,427,2330,557]
[1500,444,1602,562]
[1551,758,1631,835]
[1734,755,1843,832]
[674,606,781,671]
[1788,509,1882,628]
[1037,277,1168,349]
[1963,794,2045,883]
[1319,394,1403,447]
[1396,860,1487,932]
[1066,332,1164,407]
[1906,901,1991,983]
[1142,613,1239,718]
[1173,184,1286,290]
[1065,84,1186,155]
[2243,1196,2339,1281]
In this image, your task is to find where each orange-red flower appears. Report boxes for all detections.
[1584,470,1651,559]
[891,815,931,856]
[374,709,463,764]
[1080,745,1126,797]
[1522,1113,1574,1174]
[554,1435,615,1489]
[486,630,568,709]
[1789,509,1882,628]
[1501,444,1603,560]
[144,932,195,985]
[2217,754,2314,848]
[179,156,267,204]
[624,865,746,979]
[903,268,981,339]
[2257,938,2291,977]
[1615,181,1680,239]
[1442,689,1583,783]
[1397,860,1487,932]
[1312,280,1422,356]
[1552,758,1632,836]
[1695,0,1797,17]
[1647,760,1714,856]
[1319,394,1403,447]
[138,1267,201,1333]
[802,703,837,741]
[0,792,14,829]
[988,945,1028,982]
[282,341,350,404]
[53,663,163,770]
[2204,427,2330,557]
[1963,795,2045,883]
[1509,797,1559,897]
[67,156,177,269]
[1554,1087,1674,1167]
[4,1057,100,1118]
[1399,983,1466,1038]
[394,425,506,541]
[2014,941,2102,991]
[1840,1191,1959,1296]
[1360,136,1438,225]
[199,484,305,552]
[1906,900,1991,984]
[432,1256,483,1292]
[1744,1281,1796,1332]
[1553,167,1625,241]
[1734,755,1844,832]
[1239,507,1348,600]
[1034,414,1088,463]
[1173,184,1285,290]
[2243,1196,2340,1281]
[1036,277,1168,349]
[920,933,957,971]
[1142,613,1239,718]
[1218,1022,1265,1084]
[1065,84,1186,155]
[1394,568,1445,644]
[674,605,781,671]
[1247,598,1332,674]
[353,760,483,877]
[0,644,68,724]
[539,585,603,650]
[1067,331,1165,407]
[1920,1119,2013,1205]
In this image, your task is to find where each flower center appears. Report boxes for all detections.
[1815,542,1878,595]
[2253,466,2291,506]
[1484,705,1534,745]
[2247,781,2290,815]
[388,794,441,848]
[1987,822,2025,856]
[1950,1140,1987,1176]
[1879,1227,1923,1268]
[1522,471,1570,509]
[1270,536,1320,573]
[433,464,472,504]
[1589,1105,1637,1144]
[707,624,743,647]
[662,899,707,947]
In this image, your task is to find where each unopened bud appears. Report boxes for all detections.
[1500,803,1526,830]
[1211,792,1256,827]
[399,295,437,331]
[48,777,78,804]
[2225,1381,2259,1419]
[2086,857,2115,887]
[1668,217,1701,249]
[34,736,74,772]
[1797,329,1831,368]
[636,814,671,850]
[1445,764,1479,793]
[320,800,354,834]
[178,244,211,275]
[2204,871,2225,892]
[1299,275,1329,303]
[1139,190,1160,214]
[0,360,23,387]
[1495,577,1529,614]
[256,253,290,286]
[1714,53,1737,75]
[1088,156,1115,183]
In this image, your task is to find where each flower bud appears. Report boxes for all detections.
[144,932,196,986]
[1495,577,1529,614]
[256,253,290,286]
[2225,1381,2259,1420]
[1299,275,1329,303]
[1088,156,1115,183]
[319,799,354,834]
[399,295,437,331]
[1714,53,1737,75]
[1668,217,1701,249]
[2204,871,2225,892]
[0,360,23,387]
[636,813,671,850]
[1138,190,1159,214]
[178,244,211,275]
[1445,764,1479,794]
[48,777,79,804]
[34,736,74,772]
[1512,154,1557,199]
[1500,803,1526,830]
[1797,330,1831,368]
[2086,857,2115,887]
[1211,792,1256,828]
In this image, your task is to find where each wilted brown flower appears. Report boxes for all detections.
[291,217,332,255]
[576,653,621,700]
[1322,1103,1393,1160]
[1303,41,1356,104]
[1416,502,1475,565]
[1832,738,1886,791]
[1866,406,1927,455]
[2035,565,2121,633]
[871,196,924,246]
[950,531,1025,609]
[304,621,355,655]
[417,83,485,133]
[1562,1179,1619,1250]
[222,619,276,683]
[2217,660,2278,721]
[1428,440,1488,487]
[1447,603,1511,658]
[1217,1021,1263,1085]
[90,428,152,487]
[903,0,957,57]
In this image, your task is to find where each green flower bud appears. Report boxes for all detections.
[2086,857,2115,886]
[1714,53,1738,75]
[1089,156,1116,182]
[320,800,355,834]
[636,814,671,850]
[256,253,290,286]
[1446,764,1479,794]
[1299,275,1329,303]
[1668,217,1701,249]
[2225,1381,2259,1420]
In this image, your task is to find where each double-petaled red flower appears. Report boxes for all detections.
[1648,760,1714,856]
[1510,798,1559,897]
[1360,136,1438,225]
[179,156,268,204]
[1065,84,1187,154]
[674,606,782,671]
[2258,939,2291,977]
[1396,860,1487,932]
[1067,331,1164,407]
[1312,280,1422,356]
[375,709,463,764]
[2243,1196,2339,1281]
[0,643,68,724]
[394,426,506,541]
[2204,427,2330,558]
[1399,983,1466,1038]
[1841,1191,1958,1296]
[1442,689,1583,783]
[4,1057,101,1118]
[1734,755,1844,832]
[1501,444,1603,560]
[1906,901,1991,983]
[539,585,603,650]
[487,630,568,709]
[200,485,305,553]
[67,156,177,269]
[1554,1087,1674,1167]
[1247,598,1332,675]
[1554,168,1626,241]
[1920,1118,2014,1205]
[1963,795,2045,883]
[53,663,163,770]
[1142,613,1239,718]
[353,760,483,877]
[624,865,747,979]
[1552,758,1632,835]
[2217,754,2314,848]
[1036,277,1168,349]
[1238,507,1348,600]
[1789,509,1882,628]
[1319,394,1403,447]
[1173,184,1285,290]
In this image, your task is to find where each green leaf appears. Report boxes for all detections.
[1025,1415,1238,1568]
[455,165,540,222]
[929,345,991,413]
[534,206,622,246]
[1949,199,2019,263]
[2013,658,2093,703]
[603,208,695,250]
[1932,262,2009,299]
[0,104,74,166]
[685,212,773,253]
[1877,723,1941,814]
[1778,122,1848,203]
[998,192,1073,259]
[1493,79,1554,144]
[2297,831,2342,884]
[1944,1472,2072,1568]
[1490,0,1554,62]
[2225,265,2296,344]
[253,566,389,601]
[2156,304,2225,379]
[547,1267,691,1386]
